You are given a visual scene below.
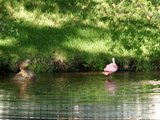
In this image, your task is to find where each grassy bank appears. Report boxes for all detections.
[0,0,160,73]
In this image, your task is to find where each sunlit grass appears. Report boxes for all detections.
[0,37,17,46]
[65,39,107,53]
[7,3,73,28]
[12,9,70,27]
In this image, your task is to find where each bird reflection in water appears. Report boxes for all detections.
[104,79,117,95]
[15,78,31,98]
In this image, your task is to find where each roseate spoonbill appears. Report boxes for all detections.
[14,59,35,81]
[103,58,118,76]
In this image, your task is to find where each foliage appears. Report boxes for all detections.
[0,0,160,72]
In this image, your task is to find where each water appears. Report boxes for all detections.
[0,72,160,120]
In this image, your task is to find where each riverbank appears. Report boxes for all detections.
[0,0,160,73]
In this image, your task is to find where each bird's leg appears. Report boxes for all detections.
[109,74,112,79]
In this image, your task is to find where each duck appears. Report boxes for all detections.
[14,59,35,81]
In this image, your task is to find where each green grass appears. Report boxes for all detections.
[0,0,160,72]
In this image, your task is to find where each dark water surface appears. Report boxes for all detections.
[0,72,160,120]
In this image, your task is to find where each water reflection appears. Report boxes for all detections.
[104,79,117,95]
[14,78,32,98]
[0,72,160,119]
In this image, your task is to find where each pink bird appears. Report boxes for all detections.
[103,58,118,76]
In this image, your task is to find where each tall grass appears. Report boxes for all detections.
[0,0,160,72]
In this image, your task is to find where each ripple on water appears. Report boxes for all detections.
[0,72,159,119]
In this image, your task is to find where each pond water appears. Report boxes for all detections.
[0,72,160,120]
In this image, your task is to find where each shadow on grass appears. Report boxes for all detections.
[0,18,112,72]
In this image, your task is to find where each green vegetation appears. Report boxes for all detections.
[0,0,160,73]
